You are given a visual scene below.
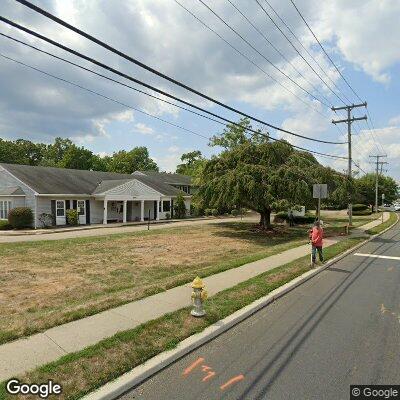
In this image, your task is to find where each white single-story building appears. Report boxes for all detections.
[0,163,193,228]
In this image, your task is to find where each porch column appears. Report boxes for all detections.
[123,200,127,223]
[140,200,144,222]
[103,199,108,225]
[156,200,160,220]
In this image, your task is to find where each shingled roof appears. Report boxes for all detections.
[134,171,192,185]
[0,164,190,196]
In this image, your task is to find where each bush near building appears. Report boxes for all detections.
[66,209,79,226]
[8,207,33,229]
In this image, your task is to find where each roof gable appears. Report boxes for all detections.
[0,186,25,196]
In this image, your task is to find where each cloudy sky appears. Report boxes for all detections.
[0,0,399,177]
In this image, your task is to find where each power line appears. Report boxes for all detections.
[263,0,353,105]
[0,31,347,161]
[289,0,385,155]
[0,15,347,146]
[225,0,333,110]
[173,0,328,120]
[254,0,346,105]
[0,32,234,130]
[289,0,363,104]
[196,0,330,108]
[0,52,210,140]
[8,1,345,145]
[173,0,329,120]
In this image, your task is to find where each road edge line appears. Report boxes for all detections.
[83,213,398,400]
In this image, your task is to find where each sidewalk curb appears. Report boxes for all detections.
[83,213,398,400]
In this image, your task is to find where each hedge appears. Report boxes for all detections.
[8,207,33,228]
[274,211,315,224]
[0,220,12,230]
[353,209,372,216]
[352,204,369,211]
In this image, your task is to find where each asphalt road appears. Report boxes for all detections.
[120,222,400,400]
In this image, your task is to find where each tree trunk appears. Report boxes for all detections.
[259,210,271,230]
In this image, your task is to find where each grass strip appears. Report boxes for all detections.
[365,212,398,235]
[0,236,365,400]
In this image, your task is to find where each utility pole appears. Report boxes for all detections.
[332,102,367,226]
[369,155,388,213]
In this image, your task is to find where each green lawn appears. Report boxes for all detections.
[0,221,313,344]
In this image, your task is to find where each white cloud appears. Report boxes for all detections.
[134,122,154,135]
[388,115,400,127]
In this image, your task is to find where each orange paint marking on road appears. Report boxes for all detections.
[202,371,216,382]
[220,375,245,390]
[182,357,205,376]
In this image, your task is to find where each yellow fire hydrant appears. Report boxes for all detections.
[191,276,207,317]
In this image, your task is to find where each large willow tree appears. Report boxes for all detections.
[198,119,339,229]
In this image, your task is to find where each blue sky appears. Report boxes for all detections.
[0,0,399,177]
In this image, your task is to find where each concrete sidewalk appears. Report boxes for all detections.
[0,239,338,381]
[352,212,390,232]
[0,213,389,381]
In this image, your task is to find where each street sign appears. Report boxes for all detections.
[313,184,328,199]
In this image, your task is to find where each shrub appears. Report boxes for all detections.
[174,193,186,219]
[66,209,78,226]
[205,208,212,216]
[0,220,12,230]
[8,207,33,229]
[273,211,315,225]
[38,213,54,228]
[211,208,218,216]
[352,204,369,211]
[231,209,239,217]
[353,209,372,216]
[165,212,171,220]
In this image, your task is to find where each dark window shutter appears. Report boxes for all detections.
[86,200,90,224]
[73,200,77,209]
[66,200,70,210]
[171,199,174,218]
[51,200,56,225]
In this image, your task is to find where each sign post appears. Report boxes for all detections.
[313,184,328,221]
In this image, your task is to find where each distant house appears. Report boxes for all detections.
[0,163,193,228]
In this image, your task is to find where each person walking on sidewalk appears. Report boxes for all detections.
[309,220,324,266]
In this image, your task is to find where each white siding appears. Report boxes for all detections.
[0,166,35,226]
[90,199,104,224]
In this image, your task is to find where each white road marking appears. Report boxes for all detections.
[354,253,400,261]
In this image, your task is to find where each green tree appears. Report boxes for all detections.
[176,150,205,176]
[107,147,158,174]
[174,192,187,219]
[209,117,267,149]
[39,137,74,167]
[199,141,320,229]
[14,139,46,165]
[58,145,96,170]
[356,173,399,209]
[197,120,342,229]
[0,138,25,164]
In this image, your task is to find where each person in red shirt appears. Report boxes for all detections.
[309,220,324,266]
